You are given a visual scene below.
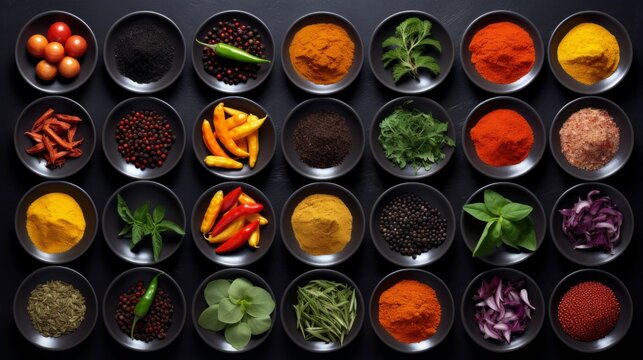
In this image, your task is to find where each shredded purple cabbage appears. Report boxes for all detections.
[559,190,623,254]
[473,276,534,344]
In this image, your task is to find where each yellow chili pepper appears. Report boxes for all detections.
[248,226,260,248]
[229,116,266,140]
[223,106,247,117]
[238,192,256,204]
[247,131,259,168]
[206,216,245,243]
[202,119,230,158]
[204,155,243,169]
[226,113,247,129]
[213,103,248,158]
[236,136,248,152]
[200,190,224,234]
[246,213,268,225]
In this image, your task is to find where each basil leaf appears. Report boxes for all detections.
[500,218,521,249]
[198,304,226,331]
[484,190,511,216]
[225,321,252,350]
[463,202,496,222]
[156,219,186,235]
[473,221,497,257]
[153,205,165,224]
[129,225,144,249]
[133,202,150,222]
[500,202,533,221]
[204,279,232,306]
[118,223,132,237]
[116,194,134,223]
[492,220,502,239]
[514,217,537,251]
[151,230,162,262]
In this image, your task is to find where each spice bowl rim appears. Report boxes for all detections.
[191,9,275,94]
[14,180,98,264]
[548,268,633,352]
[549,182,634,266]
[281,11,364,95]
[14,95,97,179]
[15,10,99,94]
[102,96,186,180]
[460,267,545,352]
[101,266,187,352]
[369,268,455,353]
[280,97,365,180]
[369,96,456,180]
[459,9,545,94]
[461,96,546,179]
[368,182,456,267]
[548,96,633,181]
[189,181,276,267]
[280,268,365,353]
[13,265,99,351]
[191,268,276,353]
[279,181,366,267]
[547,10,633,95]
[368,9,455,94]
[103,10,186,94]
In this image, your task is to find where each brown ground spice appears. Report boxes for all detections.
[559,108,619,171]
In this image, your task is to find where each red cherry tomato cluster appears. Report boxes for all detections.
[26,22,88,81]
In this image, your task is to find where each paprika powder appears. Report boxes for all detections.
[470,109,534,167]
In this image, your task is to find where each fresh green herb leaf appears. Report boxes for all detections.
[245,315,272,335]
[218,298,244,324]
[198,304,226,331]
[118,223,133,237]
[463,203,496,222]
[484,190,511,215]
[156,219,186,235]
[245,286,276,318]
[514,217,537,251]
[204,279,232,306]
[500,218,521,246]
[225,322,252,350]
[500,202,533,221]
[152,205,165,224]
[472,221,497,257]
[151,230,162,262]
[116,194,134,224]
[130,225,144,249]
[228,278,253,302]
[133,202,150,222]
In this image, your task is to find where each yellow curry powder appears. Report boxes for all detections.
[289,23,355,85]
[26,192,86,254]
[557,23,620,85]
[291,194,352,255]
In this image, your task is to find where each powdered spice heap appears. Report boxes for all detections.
[470,109,534,166]
[293,111,351,168]
[557,281,620,341]
[114,23,175,84]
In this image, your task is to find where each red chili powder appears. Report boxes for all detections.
[470,109,534,167]
[557,281,620,341]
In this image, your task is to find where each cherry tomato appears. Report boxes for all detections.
[44,42,65,63]
[58,56,80,78]
[36,60,57,81]
[47,22,72,43]
[64,35,87,58]
[27,34,49,58]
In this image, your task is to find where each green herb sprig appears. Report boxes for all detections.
[463,190,537,257]
[116,194,186,262]
[382,17,441,83]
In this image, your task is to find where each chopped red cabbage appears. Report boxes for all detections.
[559,190,623,254]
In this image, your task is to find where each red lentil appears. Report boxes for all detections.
[115,110,176,170]
[559,108,619,171]
[557,281,620,341]
[115,281,174,342]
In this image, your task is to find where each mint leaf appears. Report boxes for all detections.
[484,190,511,216]
[500,202,533,221]
[463,202,496,222]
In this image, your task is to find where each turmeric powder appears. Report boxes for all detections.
[26,192,86,254]
[291,194,352,255]
[289,23,355,84]
[557,23,620,85]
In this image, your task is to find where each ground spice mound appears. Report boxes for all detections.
[114,23,175,84]
[559,107,619,171]
[292,111,351,168]
[470,109,534,166]
[557,281,620,342]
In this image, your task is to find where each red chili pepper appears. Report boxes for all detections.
[221,187,242,213]
[216,220,260,254]
[210,203,263,237]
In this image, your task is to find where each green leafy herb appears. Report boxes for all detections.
[381,17,441,83]
[378,101,454,171]
[116,194,186,262]
[198,278,275,350]
[463,190,537,257]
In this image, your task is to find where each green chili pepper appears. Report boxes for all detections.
[195,39,270,64]
[130,272,163,339]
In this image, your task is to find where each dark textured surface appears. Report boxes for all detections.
[3,0,641,358]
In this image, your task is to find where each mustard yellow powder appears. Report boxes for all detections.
[291,194,352,255]
[26,192,86,254]
[557,23,620,85]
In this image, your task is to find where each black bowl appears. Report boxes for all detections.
[460,10,544,93]
[462,96,546,179]
[192,96,275,179]
[369,269,454,353]
[369,182,455,267]
[191,10,274,93]
[13,266,98,351]
[280,182,365,267]
[191,182,276,267]
[102,180,186,265]
[14,96,95,178]
[103,96,185,179]
[461,268,545,352]
[280,269,364,352]
[549,96,633,181]
[282,12,363,95]
[15,10,98,93]
[15,181,98,264]
[104,11,185,93]
[102,267,186,351]
[192,268,276,352]
[549,269,632,352]
[550,183,633,266]
[370,96,455,179]
[548,11,632,94]
[369,10,454,94]
[460,182,546,266]
[281,98,365,180]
